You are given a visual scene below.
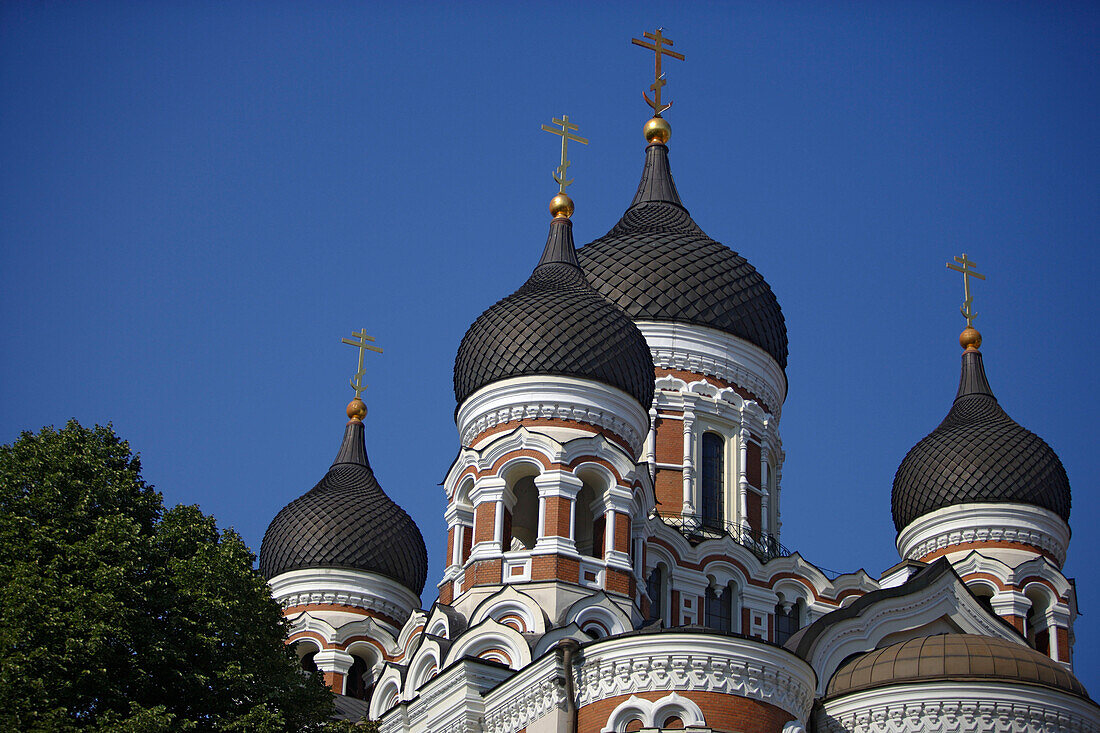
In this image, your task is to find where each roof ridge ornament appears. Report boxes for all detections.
[341,328,383,422]
[541,114,588,219]
[946,253,986,351]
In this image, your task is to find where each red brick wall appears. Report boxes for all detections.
[578,689,793,733]
[464,558,502,590]
[747,441,761,488]
[655,468,682,514]
[446,527,455,567]
[747,491,762,534]
[531,555,580,584]
[474,502,496,544]
[654,415,682,463]
[544,495,572,538]
[606,568,632,597]
[614,510,630,552]
[461,527,472,563]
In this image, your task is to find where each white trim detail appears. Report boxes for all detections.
[637,320,786,416]
[269,567,420,629]
[457,375,651,454]
[817,681,1100,732]
[601,692,706,732]
[896,502,1071,566]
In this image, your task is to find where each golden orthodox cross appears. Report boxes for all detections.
[341,329,383,399]
[632,27,685,116]
[946,254,986,327]
[541,115,588,193]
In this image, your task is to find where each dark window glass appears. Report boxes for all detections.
[704,585,731,632]
[646,566,664,622]
[701,433,724,527]
[775,602,801,645]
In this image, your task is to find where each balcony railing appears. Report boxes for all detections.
[655,512,792,562]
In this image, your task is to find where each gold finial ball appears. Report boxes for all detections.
[346,398,367,422]
[960,326,982,351]
[549,193,574,219]
[644,116,671,144]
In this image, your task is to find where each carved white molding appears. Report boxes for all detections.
[637,320,786,417]
[601,692,706,731]
[269,567,419,630]
[479,632,814,733]
[457,375,650,454]
[800,570,1022,696]
[896,503,1070,566]
[817,681,1100,733]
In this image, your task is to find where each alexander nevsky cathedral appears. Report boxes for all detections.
[255,30,1098,733]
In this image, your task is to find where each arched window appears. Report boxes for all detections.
[701,433,724,528]
[775,600,801,645]
[704,581,736,633]
[574,484,601,558]
[346,654,373,700]
[509,476,538,550]
[646,564,666,624]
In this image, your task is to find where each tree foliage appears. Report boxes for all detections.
[0,421,350,731]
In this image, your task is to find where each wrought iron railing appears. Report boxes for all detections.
[655,512,792,562]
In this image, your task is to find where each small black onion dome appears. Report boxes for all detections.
[577,141,788,370]
[826,634,1090,701]
[259,420,428,595]
[891,349,1070,532]
[454,216,655,411]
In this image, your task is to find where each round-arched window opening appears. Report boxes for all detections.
[346,654,373,700]
[300,651,318,673]
[624,719,645,732]
[662,714,686,729]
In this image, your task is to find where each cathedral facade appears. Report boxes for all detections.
[256,36,1096,733]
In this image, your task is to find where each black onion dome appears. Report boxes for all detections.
[577,141,788,369]
[259,420,428,594]
[453,216,655,410]
[891,349,1070,532]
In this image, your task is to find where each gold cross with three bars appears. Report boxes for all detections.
[946,254,986,327]
[541,115,588,193]
[632,27,685,116]
[341,329,383,399]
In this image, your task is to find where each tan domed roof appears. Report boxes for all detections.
[827,634,1089,700]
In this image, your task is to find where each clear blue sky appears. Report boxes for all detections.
[3,1,1098,688]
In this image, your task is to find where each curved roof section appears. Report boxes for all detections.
[258,420,428,594]
[454,216,655,411]
[577,141,788,369]
[826,634,1089,701]
[892,349,1070,532]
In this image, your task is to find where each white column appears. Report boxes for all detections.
[682,410,695,517]
[452,525,463,566]
[774,450,784,535]
[532,470,583,555]
[604,508,616,559]
[646,406,658,485]
[738,427,750,531]
[313,649,355,695]
[760,446,770,535]
[469,476,506,560]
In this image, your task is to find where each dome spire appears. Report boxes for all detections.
[946,253,986,352]
[632,27,684,144]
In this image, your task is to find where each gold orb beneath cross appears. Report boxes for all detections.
[644,116,671,144]
[346,398,367,422]
[550,193,574,219]
[960,326,982,351]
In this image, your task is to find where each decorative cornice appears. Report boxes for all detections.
[481,632,814,733]
[637,321,786,418]
[269,567,420,631]
[896,503,1070,567]
[817,681,1100,733]
[457,375,650,454]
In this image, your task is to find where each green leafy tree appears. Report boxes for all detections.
[0,421,354,731]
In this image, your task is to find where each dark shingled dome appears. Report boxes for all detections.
[454,216,655,411]
[259,420,428,594]
[577,141,788,369]
[892,349,1071,532]
[827,634,1090,701]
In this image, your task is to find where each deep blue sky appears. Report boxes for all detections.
[3,2,1098,688]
